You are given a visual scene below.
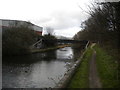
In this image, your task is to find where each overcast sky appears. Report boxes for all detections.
[0,0,119,37]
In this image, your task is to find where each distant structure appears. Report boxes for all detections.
[0,19,43,35]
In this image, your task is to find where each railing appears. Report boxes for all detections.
[85,41,90,49]
[30,39,42,49]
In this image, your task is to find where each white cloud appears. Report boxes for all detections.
[0,0,95,37]
[102,0,120,2]
[53,27,81,37]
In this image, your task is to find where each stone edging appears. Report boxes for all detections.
[55,46,88,88]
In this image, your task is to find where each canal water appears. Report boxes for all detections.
[2,47,81,88]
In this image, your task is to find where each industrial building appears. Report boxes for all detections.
[0,19,43,35]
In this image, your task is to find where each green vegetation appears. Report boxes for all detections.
[2,25,58,56]
[94,45,119,88]
[3,25,39,56]
[74,2,120,48]
[68,47,92,88]
[42,34,57,48]
[67,44,119,88]
[42,27,57,48]
[73,2,120,61]
[73,2,120,87]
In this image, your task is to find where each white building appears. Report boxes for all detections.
[0,19,43,35]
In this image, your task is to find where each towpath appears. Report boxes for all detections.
[89,43,102,88]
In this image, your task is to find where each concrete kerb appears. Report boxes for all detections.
[55,41,90,88]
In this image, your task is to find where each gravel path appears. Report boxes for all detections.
[89,44,102,88]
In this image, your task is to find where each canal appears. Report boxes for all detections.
[2,46,82,88]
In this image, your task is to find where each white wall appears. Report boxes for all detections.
[1,19,43,32]
[0,20,2,26]
[33,25,43,32]
[0,19,2,90]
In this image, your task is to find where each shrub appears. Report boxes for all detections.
[2,26,38,55]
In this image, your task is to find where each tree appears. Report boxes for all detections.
[3,25,38,56]
[75,1,120,46]
[74,1,120,83]
[41,27,57,47]
[46,27,54,35]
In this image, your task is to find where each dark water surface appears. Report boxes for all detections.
[2,47,81,88]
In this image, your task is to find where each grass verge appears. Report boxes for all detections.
[31,44,71,53]
[67,47,92,88]
[94,45,119,88]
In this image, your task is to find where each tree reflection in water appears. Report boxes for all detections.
[72,43,85,61]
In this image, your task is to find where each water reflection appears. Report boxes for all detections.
[3,50,57,63]
[57,47,73,60]
[2,47,81,88]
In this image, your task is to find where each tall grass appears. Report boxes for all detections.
[94,45,119,88]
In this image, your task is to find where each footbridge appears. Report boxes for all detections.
[42,39,88,44]
[30,39,88,49]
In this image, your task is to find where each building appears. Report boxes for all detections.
[0,19,43,35]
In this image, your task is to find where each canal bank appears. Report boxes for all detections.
[55,49,87,88]
[31,44,71,54]
[55,42,90,88]
[65,44,119,88]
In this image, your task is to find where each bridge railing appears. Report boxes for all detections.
[30,39,42,49]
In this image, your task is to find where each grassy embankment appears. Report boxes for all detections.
[94,45,119,88]
[68,44,119,88]
[68,47,92,88]
[31,44,71,53]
